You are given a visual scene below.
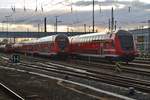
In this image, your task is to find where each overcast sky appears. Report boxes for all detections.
[0,0,150,32]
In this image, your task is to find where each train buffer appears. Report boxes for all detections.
[10,54,20,63]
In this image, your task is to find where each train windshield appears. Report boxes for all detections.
[119,35,134,50]
[56,35,69,51]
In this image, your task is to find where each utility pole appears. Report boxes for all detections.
[108,18,111,31]
[24,0,26,11]
[84,24,86,33]
[13,37,16,43]
[55,16,58,33]
[92,0,95,33]
[114,20,117,31]
[5,15,11,43]
[5,17,8,32]
[38,24,40,32]
[35,0,37,12]
[148,20,150,54]
[55,16,62,33]
[111,7,114,32]
[44,17,47,32]
[67,27,69,32]
[1,22,3,32]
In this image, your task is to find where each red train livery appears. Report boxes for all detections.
[69,30,139,62]
[13,34,69,57]
[1,30,139,62]
[0,44,14,53]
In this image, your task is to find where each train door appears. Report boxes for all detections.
[100,43,103,55]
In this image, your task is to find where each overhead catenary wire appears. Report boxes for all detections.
[4,0,147,32]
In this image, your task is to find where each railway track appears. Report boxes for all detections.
[0,83,24,100]
[77,60,150,76]
[133,59,150,65]
[0,55,150,94]
[23,61,150,93]
[0,56,137,100]
[3,54,150,78]
[1,53,150,77]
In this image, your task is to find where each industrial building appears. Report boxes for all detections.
[130,28,150,55]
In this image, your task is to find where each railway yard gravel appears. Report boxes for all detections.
[0,53,150,100]
[0,68,99,100]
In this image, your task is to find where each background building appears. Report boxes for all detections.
[130,28,150,54]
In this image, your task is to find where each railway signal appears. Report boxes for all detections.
[10,54,20,63]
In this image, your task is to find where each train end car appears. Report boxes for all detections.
[12,34,69,59]
[112,30,139,62]
[69,30,138,62]
[55,34,69,56]
[0,45,6,52]
[3,44,14,53]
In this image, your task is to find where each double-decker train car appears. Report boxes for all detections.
[13,34,69,57]
[0,44,14,53]
[0,45,5,52]
[69,30,139,62]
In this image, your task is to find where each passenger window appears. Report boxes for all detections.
[84,38,86,42]
[88,37,90,42]
[90,37,92,42]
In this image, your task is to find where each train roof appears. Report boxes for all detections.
[116,30,132,36]
[70,30,130,39]
[36,34,68,43]
[13,43,23,47]
[18,35,57,45]
[70,32,107,38]
[36,35,57,43]
[70,31,115,43]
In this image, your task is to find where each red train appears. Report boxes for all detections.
[12,34,69,57]
[0,44,14,53]
[69,30,139,62]
[0,30,139,62]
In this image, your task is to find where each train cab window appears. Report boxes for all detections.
[119,35,134,50]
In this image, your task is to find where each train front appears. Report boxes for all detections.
[55,34,69,56]
[115,30,139,62]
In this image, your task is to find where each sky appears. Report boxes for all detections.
[0,0,150,32]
